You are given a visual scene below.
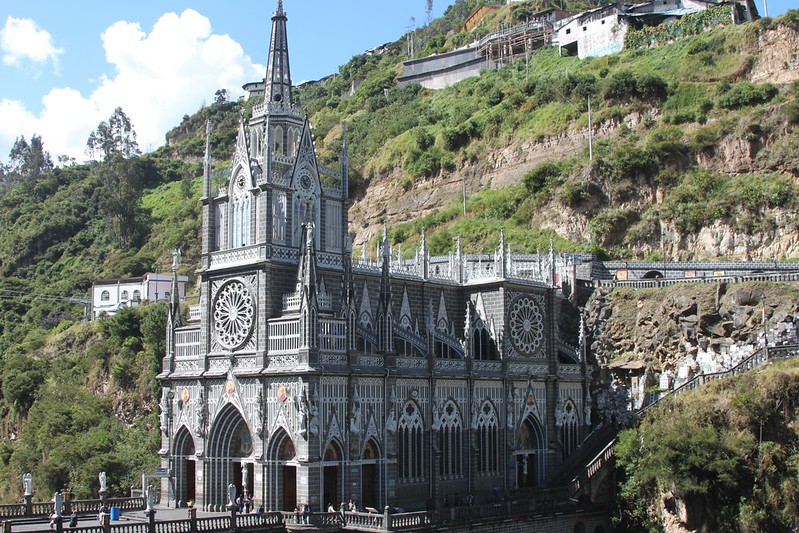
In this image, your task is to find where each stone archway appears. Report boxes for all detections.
[322,439,344,511]
[361,438,381,510]
[266,428,297,511]
[515,415,546,488]
[172,426,196,506]
[205,404,253,511]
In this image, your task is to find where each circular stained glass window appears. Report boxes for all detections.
[509,297,544,355]
[213,280,254,349]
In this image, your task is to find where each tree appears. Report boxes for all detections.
[93,156,152,249]
[86,107,141,162]
[426,0,434,24]
[214,89,228,105]
[5,135,54,178]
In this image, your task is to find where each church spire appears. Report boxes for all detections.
[265,0,292,106]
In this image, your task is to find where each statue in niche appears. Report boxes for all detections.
[297,389,309,438]
[195,390,206,437]
[159,391,170,436]
[431,396,443,432]
[471,398,479,430]
[349,392,361,435]
[386,404,397,434]
[555,406,564,427]
[309,395,319,437]
[255,389,264,437]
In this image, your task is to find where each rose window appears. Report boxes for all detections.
[509,297,544,355]
[213,280,254,349]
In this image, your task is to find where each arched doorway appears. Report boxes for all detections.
[642,270,663,279]
[172,426,196,506]
[206,404,253,511]
[515,415,545,488]
[322,440,344,511]
[361,439,381,510]
[266,428,297,511]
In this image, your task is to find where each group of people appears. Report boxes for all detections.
[48,511,78,530]
[293,503,313,524]
[234,494,258,514]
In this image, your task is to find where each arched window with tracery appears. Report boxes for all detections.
[560,400,580,458]
[438,401,463,480]
[230,172,251,248]
[398,402,423,482]
[472,319,497,360]
[476,401,499,475]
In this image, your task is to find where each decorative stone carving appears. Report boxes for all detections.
[509,296,544,356]
[213,280,254,350]
[22,473,32,496]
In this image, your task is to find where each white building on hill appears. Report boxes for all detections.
[91,273,189,320]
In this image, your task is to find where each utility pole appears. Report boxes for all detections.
[587,96,594,161]
[463,173,467,217]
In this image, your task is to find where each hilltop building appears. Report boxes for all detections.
[91,273,188,320]
[398,0,757,89]
[159,0,595,513]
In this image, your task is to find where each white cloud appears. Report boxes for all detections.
[0,9,263,161]
[0,17,63,67]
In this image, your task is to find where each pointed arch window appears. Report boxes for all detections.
[560,400,580,458]
[473,319,497,360]
[437,401,463,480]
[231,172,251,248]
[272,126,284,156]
[398,402,423,482]
[476,402,500,475]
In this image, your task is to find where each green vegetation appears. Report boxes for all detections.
[616,359,799,531]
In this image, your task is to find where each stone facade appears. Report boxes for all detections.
[158,1,594,514]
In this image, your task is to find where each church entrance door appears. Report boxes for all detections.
[361,465,377,509]
[267,428,298,511]
[206,404,253,510]
[172,426,196,507]
[322,440,343,511]
[282,466,297,511]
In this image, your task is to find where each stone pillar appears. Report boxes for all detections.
[101,513,111,533]
[23,495,32,517]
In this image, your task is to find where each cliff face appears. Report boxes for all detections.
[583,281,799,374]
[348,23,799,260]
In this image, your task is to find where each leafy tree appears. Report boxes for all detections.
[4,135,54,181]
[86,107,141,162]
[93,156,153,249]
[214,89,228,105]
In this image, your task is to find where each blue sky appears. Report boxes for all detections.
[0,0,449,162]
[0,0,794,163]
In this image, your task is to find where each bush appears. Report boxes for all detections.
[522,162,561,195]
[717,82,779,110]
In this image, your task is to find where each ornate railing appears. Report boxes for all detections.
[0,497,146,519]
[175,329,202,359]
[267,318,300,354]
[319,318,347,353]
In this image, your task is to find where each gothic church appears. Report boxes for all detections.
[159,1,594,512]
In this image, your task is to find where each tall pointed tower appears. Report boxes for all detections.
[264,0,292,106]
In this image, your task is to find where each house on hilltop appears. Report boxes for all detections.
[91,272,189,320]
